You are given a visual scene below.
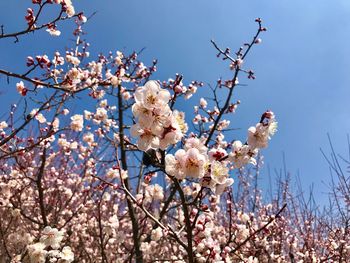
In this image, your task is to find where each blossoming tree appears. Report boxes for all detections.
[0,1,349,263]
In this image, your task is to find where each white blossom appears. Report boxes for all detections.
[151,227,163,241]
[0,121,8,130]
[27,242,47,263]
[40,226,64,249]
[58,246,74,262]
[228,140,257,168]
[199,98,207,108]
[134,81,170,110]
[70,114,84,132]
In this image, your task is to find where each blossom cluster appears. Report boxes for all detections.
[165,111,277,194]
[130,79,277,195]
[229,110,277,167]
[11,226,74,263]
[131,80,188,151]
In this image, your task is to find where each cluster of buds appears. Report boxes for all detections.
[25,8,35,28]
[36,55,52,68]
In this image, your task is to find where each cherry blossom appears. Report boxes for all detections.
[70,114,84,132]
[40,227,64,249]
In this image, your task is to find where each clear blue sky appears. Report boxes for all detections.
[1,0,350,204]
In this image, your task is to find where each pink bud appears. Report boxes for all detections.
[254,38,262,44]
[21,88,28,96]
[174,85,183,93]
[26,56,35,67]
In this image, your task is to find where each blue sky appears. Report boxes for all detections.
[1,0,350,204]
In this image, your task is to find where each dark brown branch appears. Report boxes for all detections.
[205,22,263,146]
[37,148,48,226]
[117,84,143,263]
[172,178,195,263]
[0,8,77,41]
